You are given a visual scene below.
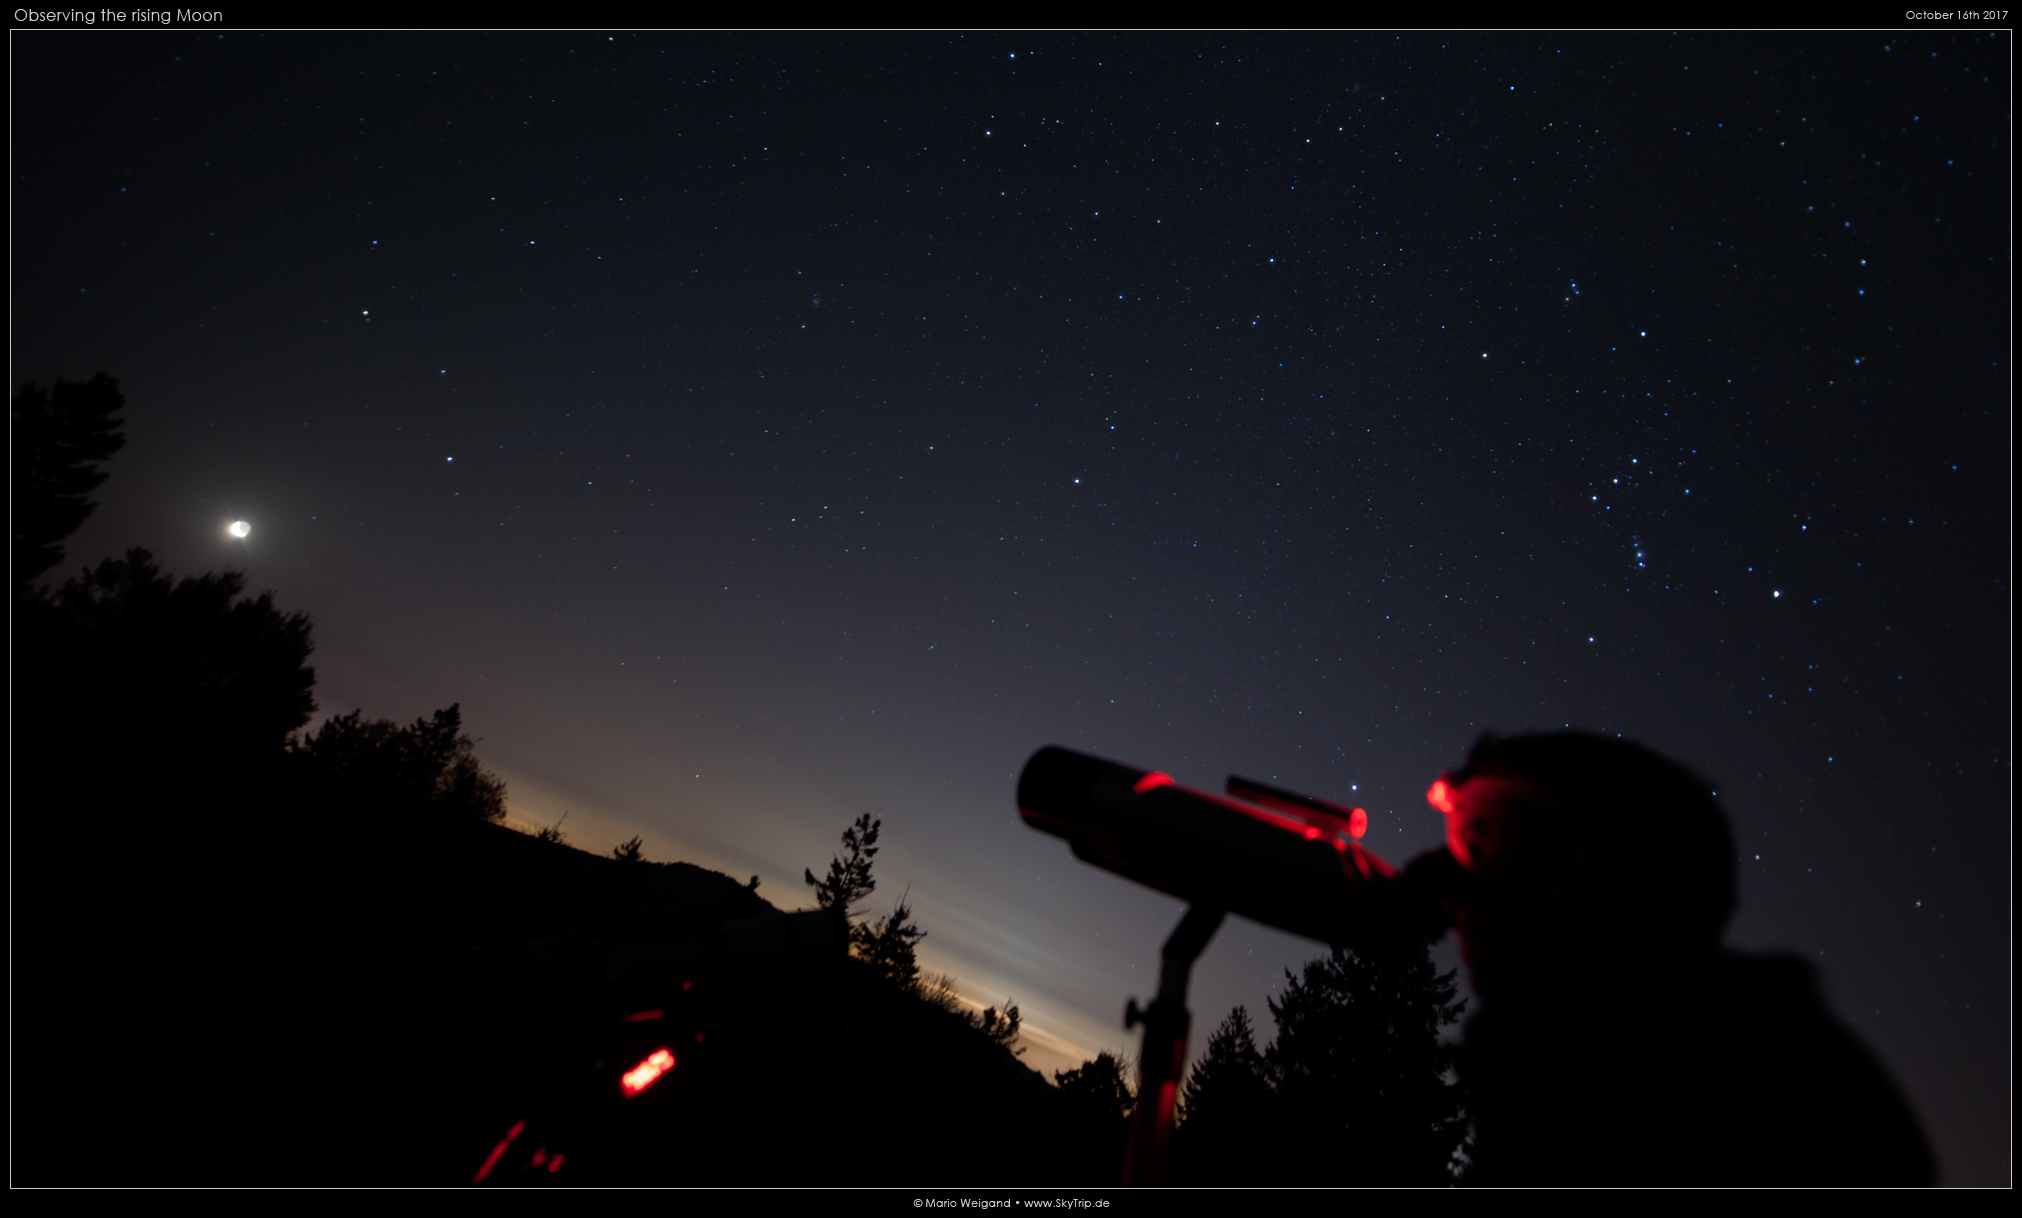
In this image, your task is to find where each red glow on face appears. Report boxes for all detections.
[1427,778,1455,815]
[622,1009,665,1023]
[1347,807,1368,838]
[471,1119,526,1185]
[1133,771,1176,794]
[621,1048,676,1096]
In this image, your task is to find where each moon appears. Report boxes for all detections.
[228,520,251,538]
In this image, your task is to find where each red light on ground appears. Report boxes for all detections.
[471,1119,526,1185]
[622,1009,665,1023]
[1427,779,1455,815]
[1133,771,1175,794]
[1348,807,1368,838]
[621,1048,676,1096]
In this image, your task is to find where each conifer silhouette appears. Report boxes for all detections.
[804,813,880,932]
[1172,1006,1273,1182]
[854,893,927,991]
[12,374,126,597]
[1265,944,1469,1184]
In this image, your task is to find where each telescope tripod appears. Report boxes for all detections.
[1120,903,1225,1187]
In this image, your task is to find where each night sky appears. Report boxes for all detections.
[13,29,2009,1183]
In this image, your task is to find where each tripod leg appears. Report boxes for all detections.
[1121,904,1225,1187]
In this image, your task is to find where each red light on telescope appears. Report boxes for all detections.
[1348,807,1368,838]
[1427,779,1455,815]
[621,1048,676,1097]
[1134,771,1175,794]
[471,1119,526,1185]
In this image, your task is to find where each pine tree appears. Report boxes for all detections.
[1053,1052,1134,1182]
[854,894,927,991]
[804,814,879,933]
[1171,1006,1274,1182]
[1265,943,1469,1185]
[974,1000,1023,1054]
[13,374,126,598]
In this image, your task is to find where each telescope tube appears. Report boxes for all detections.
[1017,745,1440,949]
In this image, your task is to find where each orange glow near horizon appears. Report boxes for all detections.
[621,1048,676,1097]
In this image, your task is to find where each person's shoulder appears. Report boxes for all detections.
[1706,949,1938,1185]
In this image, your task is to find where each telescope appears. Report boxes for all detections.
[1017,745,1461,1186]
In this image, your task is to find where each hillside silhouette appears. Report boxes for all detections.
[13,375,1468,1186]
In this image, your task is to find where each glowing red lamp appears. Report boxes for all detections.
[621,1048,676,1097]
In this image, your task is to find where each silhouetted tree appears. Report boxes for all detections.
[804,813,879,932]
[18,547,317,777]
[974,999,1024,1055]
[854,894,927,991]
[1172,1006,1274,1183]
[13,374,125,598]
[12,544,324,1187]
[1264,944,1469,1185]
[289,703,506,823]
[1053,1051,1134,1182]
[613,836,645,863]
[1056,1051,1133,1124]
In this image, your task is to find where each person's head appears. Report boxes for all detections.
[1428,731,1736,999]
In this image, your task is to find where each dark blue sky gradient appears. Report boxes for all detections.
[14,30,2009,1181]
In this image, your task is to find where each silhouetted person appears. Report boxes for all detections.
[1427,732,1936,1185]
